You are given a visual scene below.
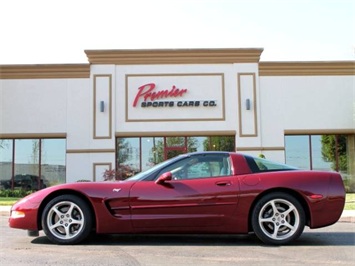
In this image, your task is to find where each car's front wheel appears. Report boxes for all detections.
[251,192,305,245]
[41,195,92,244]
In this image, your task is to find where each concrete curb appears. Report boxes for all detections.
[0,206,11,216]
[338,210,355,223]
[1,206,354,222]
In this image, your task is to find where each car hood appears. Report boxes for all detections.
[11,180,135,210]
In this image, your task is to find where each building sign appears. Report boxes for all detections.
[126,74,225,122]
[133,83,188,107]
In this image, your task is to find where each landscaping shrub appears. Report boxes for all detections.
[343,178,355,193]
[0,189,34,198]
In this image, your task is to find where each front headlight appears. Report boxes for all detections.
[10,210,25,218]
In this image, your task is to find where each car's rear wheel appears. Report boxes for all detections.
[42,195,92,244]
[251,192,305,245]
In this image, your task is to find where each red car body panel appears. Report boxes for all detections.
[128,177,239,231]
[236,171,345,229]
[9,152,345,236]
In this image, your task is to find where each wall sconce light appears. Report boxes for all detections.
[245,99,251,110]
[100,101,105,112]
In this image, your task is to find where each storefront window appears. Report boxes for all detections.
[41,139,66,186]
[116,135,235,177]
[285,134,355,192]
[310,135,333,171]
[0,138,66,191]
[165,137,188,159]
[117,138,140,179]
[0,140,13,188]
[15,139,40,177]
[165,137,186,148]
[207,136,236,151]
[189,137,207,152]
[141,137,163,171]
[284,135,311,169]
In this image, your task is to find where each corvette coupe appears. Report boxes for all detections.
[9,152,345,245]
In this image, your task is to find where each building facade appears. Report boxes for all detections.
[0,49,354,190]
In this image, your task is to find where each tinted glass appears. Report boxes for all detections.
[158,154,231,180]
[0,140,13,185]
[117,138,140,179]
[311,135,333,171]
[117,136,235,175]
[41,139,66,186]
[285,135,310,169]
[14,139,40,176]
[246,156,297,173]
[142,137,165,170]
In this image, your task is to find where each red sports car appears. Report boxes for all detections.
[9,152,345,245]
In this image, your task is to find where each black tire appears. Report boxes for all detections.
[41,195,92,245]
[251,192,305,245]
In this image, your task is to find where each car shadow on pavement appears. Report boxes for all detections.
[31,232,355,247]
[294,232,355,246]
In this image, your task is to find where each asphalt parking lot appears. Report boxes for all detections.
[0,212,354,266]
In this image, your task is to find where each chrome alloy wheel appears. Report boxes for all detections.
[258,198,300,241]
[46,201,85,240]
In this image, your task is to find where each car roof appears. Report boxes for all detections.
[179,151,233,157]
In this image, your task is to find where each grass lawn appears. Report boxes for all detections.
[345,193,355,210]
[1,194,355,209]
[0,197,20,206]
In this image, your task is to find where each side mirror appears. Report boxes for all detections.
[155,172,172,185]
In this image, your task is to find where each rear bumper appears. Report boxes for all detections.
[309,173,345,228]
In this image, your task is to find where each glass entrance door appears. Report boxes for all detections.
[116,135,235,175]
[164,137,187,160]
[165,148,186,160]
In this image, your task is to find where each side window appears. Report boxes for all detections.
[158,154,231,180]
[187,161,211,178]
[156,157,191,180]
[219,156,231,176]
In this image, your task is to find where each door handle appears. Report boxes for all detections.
[215,181,231,186]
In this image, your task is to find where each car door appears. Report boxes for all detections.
[129,153,240,229]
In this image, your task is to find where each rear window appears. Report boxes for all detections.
[245,156,298,173]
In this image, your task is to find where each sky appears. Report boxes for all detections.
[0,0,354,64]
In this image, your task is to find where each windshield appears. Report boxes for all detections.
[125,155,185,181]
[245,156,298,173]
